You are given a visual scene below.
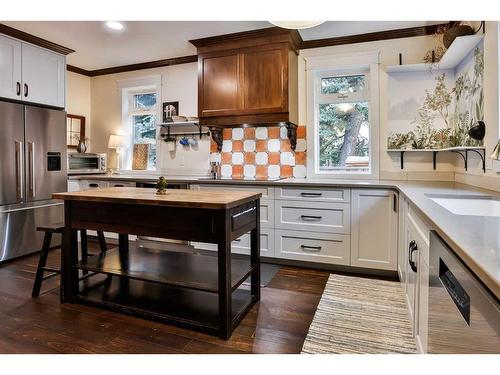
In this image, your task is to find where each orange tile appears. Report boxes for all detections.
[256,140,267,152]
[280,140,292,152]
[244,152,256,164]
[268,127,280,139]
[268,152,280,165]
[210,141,218,153]
[256,165,268,178]
[280,165,293,178]
[232,165,243,178]
[232,140,243,152]
[295,151,306,165]
[244,127,255,139]
[221,152,232,164]
[297,126,306,139]
[222,128,232,139]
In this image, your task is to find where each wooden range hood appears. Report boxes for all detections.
[189,27,301,151]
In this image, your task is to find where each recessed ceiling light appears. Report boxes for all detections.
[270,21,325,30]
[105,21,124,31]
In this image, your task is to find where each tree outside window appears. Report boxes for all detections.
[317,74,370,172]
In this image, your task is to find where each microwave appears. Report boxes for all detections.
[68,153,107,175]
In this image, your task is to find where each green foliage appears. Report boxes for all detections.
[321,75,365,94]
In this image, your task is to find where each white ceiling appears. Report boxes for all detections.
[3,21,444,70]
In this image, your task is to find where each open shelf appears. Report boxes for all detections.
[77,276,253,333]
[387,147,486,172]
[387,34,484,73]
[157,121,199,127]
[76,244,255,293]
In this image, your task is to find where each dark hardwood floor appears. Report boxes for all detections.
[0,240,329,354]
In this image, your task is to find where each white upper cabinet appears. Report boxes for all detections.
[21,43,65,108]
[350,189,398,270]
[0,35,22,100]
[0,34,66,108]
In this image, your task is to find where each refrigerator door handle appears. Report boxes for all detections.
[28,141,35,199]
[15,140,24,200]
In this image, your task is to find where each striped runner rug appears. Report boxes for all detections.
[301,274,417,354]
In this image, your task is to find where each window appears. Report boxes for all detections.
[316,72,370,173]
[129,91,157,169]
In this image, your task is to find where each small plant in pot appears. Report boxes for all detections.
[155,176,169,195]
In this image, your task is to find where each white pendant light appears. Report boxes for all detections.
[269,21,325,30]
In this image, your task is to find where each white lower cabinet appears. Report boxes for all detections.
[275,200,350,234]
[274,229,350,265]
[67,179,81,192]
[191,228,274,257]
[403,204,431,353]
[79,180,109,190]
[350,189,398,270]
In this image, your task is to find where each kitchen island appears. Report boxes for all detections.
[53,187,261,339]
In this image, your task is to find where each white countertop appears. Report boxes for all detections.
[69,173,500,299]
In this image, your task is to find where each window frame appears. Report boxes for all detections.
[128,90,158,170]
[305,52,380,179]
[118,75,162,172]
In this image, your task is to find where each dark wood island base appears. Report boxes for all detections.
[54,187,261,340]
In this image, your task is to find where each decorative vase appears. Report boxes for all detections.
[468,120,485,141]
[443,25,474,49]
[76,140,87,153]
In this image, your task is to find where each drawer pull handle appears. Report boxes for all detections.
[89,183,99,188]
[300,192,322,197]
[300,245,322,252]
[233,238,241,242]
[300,215,322,221]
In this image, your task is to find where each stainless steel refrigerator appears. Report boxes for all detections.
[0,100,67,262]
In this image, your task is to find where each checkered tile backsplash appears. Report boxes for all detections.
[210,125,306,179]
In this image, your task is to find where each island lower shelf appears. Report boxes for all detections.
[77,276,253,333]
[76,244,255,293]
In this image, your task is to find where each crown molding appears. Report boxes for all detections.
[300,23,449,49]
[0,23,75,55]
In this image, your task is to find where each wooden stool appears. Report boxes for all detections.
[31,225,107,297]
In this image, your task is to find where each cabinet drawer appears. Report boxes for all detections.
[108,181,136,188]
[276,186,350,202]
[80,180,108,190]
[191,228,273,257]
[274,230,350,265]
[194,184,274,199]
[275,200,350,234]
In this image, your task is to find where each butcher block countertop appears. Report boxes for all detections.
[53,187,262,209]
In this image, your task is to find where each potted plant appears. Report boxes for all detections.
[155,176,168,195]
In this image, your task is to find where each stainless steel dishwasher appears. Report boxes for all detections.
[428,231,500,353]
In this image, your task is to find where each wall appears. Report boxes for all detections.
[89,62,208,175]
[298,34,457,181]
[455,21,500,192]
[66,71,92,151]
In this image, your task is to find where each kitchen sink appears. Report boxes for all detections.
[427,194,500,217]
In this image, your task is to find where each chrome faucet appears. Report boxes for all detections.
[210,162,221,180]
